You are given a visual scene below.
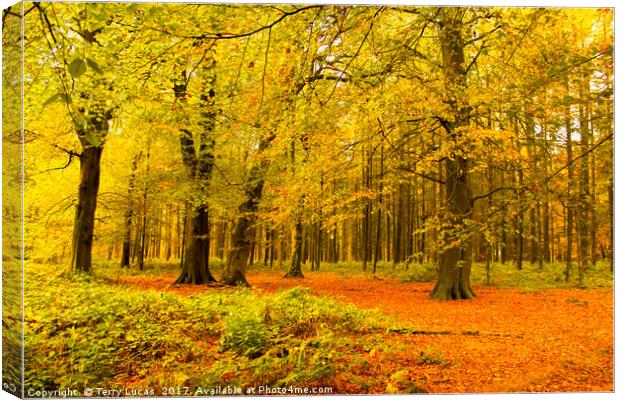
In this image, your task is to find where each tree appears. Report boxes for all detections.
[28,3,131,273]
[428,8,476,300]
[222,133,275,286]
[21,4,613,299]
[120,152,141,268]
[173,48,218,284]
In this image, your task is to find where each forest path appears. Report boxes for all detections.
[113,270,613,393]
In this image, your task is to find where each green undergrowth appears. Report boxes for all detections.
[23,262,388,394]
[93,255,612,292]
[469,260,613,291]
[252,259,613,291]
[92,257,227,277]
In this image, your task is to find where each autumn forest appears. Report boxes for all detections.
[2,2,614,396]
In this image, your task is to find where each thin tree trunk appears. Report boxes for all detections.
[180,204,187,268]
[516,171,524,270]
[590,151,597,266]
[609,179,613,272]
[537,202,543,270]
[120,152,141,268]
[372,142,384,274]
[577,80,590,285]
[316,175,323,271]
[285,135,306,278]
[166,204,172,261]
[137,146,150,271]
[362,147,372,271]
[565,88,575,282]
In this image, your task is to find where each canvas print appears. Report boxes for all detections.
[2,2,614,397]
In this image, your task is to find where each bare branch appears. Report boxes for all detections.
[463,24,503,47]
[322,7,385,106]
[398,166,446,184]
[471,186,515,204]
[192,6,323,41]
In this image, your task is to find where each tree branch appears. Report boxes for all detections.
[463,24,503,47]
[192,6,323,40]
[471,186,515,204]
[322,7,384,106]
[398,166,445,184]
[33,2,57,44]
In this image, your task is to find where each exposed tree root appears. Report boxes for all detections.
[221,269,251,287]
[283,269,304,278]
[173,270,217,285]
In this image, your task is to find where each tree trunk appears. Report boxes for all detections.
[166,204,172,261]
[137,146,150,271]
[430,9,475,300]
[362,147,372,271]
[175,205,215,284]
[285,217,305,278]
[515,132,524,271]
[543,179,551,263]
[430,157,475,300]
[590,151,597,266]
[609,178,613,272]
[222,134,275,286]
[70,146,103,273]
[536,202,543,270]
[263,225,270,266]
[576,83,590,285]
[173,56,218,284]
[180,204,187,268]
[372,142,384,274]
[565,91,575,282]
[120,152,140,268]
[284,134,305,278]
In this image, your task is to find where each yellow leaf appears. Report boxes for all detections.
[386,382,399,394]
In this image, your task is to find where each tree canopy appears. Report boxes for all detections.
[18,3,613,296]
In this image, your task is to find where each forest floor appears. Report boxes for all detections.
[113,269,614,394]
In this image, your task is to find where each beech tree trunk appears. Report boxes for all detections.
[430,9,475,300]
[221,181,263,286]
[175,205,215,284]
[173,54,218,284]
[285,218,305,278]
[430,156,475,300]
[222,134,275,286]
[223,215,253,286]
[70,146,103,273]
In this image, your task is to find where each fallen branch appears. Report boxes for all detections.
[386,327,524,339]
